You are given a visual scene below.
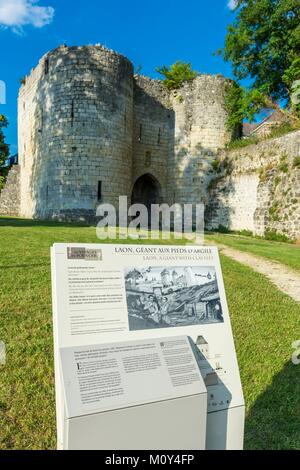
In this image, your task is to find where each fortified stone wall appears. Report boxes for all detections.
[18,54,42,219]
[132,76,173,202]
[11,44,233,223]
[132,74,232,209]
[0,165,20,216]
[11,44,300,236]
[168,75,232,206]
[206,130,300,240]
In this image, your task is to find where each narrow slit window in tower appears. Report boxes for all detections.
[44,58,49,75]
[97,181,102,201]
[71,100,74,126]
[38,107,43,134]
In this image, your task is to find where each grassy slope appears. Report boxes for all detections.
[206,232,300,272]
[0,218,300,449]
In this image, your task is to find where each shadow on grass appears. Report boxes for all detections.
[0,263,51,269]
[0,217,91,229]
[245,360,300,450]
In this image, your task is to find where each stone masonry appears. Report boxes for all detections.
[0,43,299,239]
[11,44,232,222]
[206,130,300,240]
[0,165,20,216]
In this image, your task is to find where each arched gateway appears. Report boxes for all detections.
[131,174,162,209]
[131,174,162,226]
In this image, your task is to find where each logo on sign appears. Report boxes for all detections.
[67,247,102,261]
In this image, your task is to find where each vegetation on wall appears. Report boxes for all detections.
[0,114,9,192]
[156,61,198,90]
[279,154,289,173]
[226,135,258,150]
[257,150,300,235]
[293,156,300,168]
[226,120,300,150]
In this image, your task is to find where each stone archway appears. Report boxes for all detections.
[131,174,162,225]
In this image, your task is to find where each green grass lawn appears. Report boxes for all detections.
[206,232,300,272]
[0,217,300,449]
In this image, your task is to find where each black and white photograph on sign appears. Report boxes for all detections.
[124,266,224,331]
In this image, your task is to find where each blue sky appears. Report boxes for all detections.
[0,0,237,154]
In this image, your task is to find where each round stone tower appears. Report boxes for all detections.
[18,45,134,221]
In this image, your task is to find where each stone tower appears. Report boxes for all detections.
[16,45,232,222]
[18,45,133,220]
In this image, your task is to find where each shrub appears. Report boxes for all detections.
[265,230,292,243]
[236,229,253,237]
[215,225,230,234]
[156,61,198,90]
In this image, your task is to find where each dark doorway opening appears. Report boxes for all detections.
[131,173,161,208]
[131,174,162,227]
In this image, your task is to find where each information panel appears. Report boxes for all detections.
[61,336,206,418]
[51,244,245,449]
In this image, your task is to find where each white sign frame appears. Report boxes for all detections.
[51,244,245,450]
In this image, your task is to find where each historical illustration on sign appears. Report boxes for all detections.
[124,266,223,331]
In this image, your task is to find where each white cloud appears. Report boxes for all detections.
[0,0,54,34]
[228,0,238,10]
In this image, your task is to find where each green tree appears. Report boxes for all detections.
[283,57,300,112]
[0,114,9,164]
[224,81,268,133]
[156,61,198,90]
[220,0,300,103]
[0,114,9,191]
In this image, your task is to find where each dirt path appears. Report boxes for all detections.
[216,244,300,303]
